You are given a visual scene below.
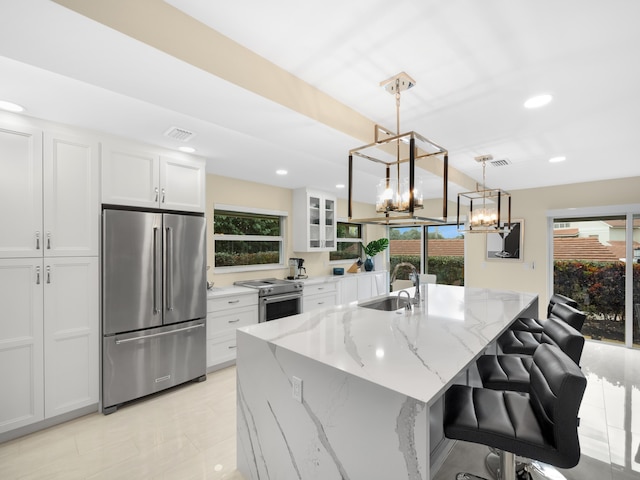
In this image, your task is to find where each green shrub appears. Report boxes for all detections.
[390,255,464,286]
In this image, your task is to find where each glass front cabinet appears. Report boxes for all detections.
[293,188,336,252]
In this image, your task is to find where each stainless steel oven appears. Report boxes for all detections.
[234,278,303,322]
[259,291,303,322]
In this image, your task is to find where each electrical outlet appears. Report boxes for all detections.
[292,376,303,403]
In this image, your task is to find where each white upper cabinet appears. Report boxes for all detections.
[0,126,98,258]
[101,144,160,209]
[292,188,337,252]
[102,143,205,212]
[0,125,43,258]
[159,155,206,212]
[44,132,99,257]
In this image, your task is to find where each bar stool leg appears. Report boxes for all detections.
[501,451,516,479]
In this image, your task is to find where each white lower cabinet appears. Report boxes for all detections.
[0,256,98,434]
[303,281,338,312]
[0,258,44,433]
[207,292,258,369]
[44,257,98,418]
[339,272,389,304]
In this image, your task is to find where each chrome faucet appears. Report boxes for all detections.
[390,262,421,305]
[396,290,413,311]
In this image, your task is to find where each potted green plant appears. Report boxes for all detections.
[361,238,389,271]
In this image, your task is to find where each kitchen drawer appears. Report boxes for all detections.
[207,305,258,337]
[207,332,237,367]
[303,282,337,296]
[207,293,257,312]
[303,292,337,312]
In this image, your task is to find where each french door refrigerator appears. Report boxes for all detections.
[102,208,206,414]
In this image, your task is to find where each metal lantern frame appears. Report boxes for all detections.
[456,187,511,233]
[348,127,449,224]
[347,72,449,225]
[456,155,512,233]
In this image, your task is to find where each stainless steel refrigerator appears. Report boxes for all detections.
[101,208,207,414]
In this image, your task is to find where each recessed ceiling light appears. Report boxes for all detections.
[524,94,552,109]
[276,169,287,175]
[0,100,25,112]
[178,146,196,153]
[549,156,566,163]
[335,184,345,189]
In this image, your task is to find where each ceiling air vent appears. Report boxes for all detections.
[163,126,195,142]
[474,155,510,167]
[489,158,511,167]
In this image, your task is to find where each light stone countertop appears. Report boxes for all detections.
[294,270,387,285]
[238,284,537,405]
[206,285,256,299]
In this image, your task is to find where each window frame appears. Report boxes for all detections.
[213,204,287,273]
[329,220,364,264]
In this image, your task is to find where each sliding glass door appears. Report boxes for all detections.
[552,214,639,347]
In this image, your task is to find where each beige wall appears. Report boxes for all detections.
[464,176,640,316]
[207,172,640,314]
[206,174,385,286]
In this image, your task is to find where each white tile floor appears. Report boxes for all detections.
[1,340,638,479]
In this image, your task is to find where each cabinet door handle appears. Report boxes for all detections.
[36,266,41,285]
[228,299,240,304]
[46,232,51,250]
[161,188,166,203]
[228,345,237,350]
[317,287,324,290]
[46,265,51,284]
[35,231,40,250]
[228,319,240,323]
[155,187,159,202]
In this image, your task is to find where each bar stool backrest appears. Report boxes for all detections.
[528,344,587,468]
[549,302,586,332]
[547,293,578,317]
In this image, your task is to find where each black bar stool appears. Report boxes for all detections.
[510,293,579,333]
[497,315,585,363]
[479,317,584,394]
[444,344,587,480]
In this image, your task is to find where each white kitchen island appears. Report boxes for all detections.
[236,284,538,480]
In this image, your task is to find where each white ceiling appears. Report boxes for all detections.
[1,0,639,206]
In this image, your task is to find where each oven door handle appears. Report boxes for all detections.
[261,292,303,303]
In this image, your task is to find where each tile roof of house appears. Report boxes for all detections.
[605,219,640,228]
[390,237,637,261]
[608,240,640,259]
[390,239,464,257]
[552,237,620,261]
[554,228,579,237]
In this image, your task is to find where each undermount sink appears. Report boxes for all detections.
[358,295,412,311]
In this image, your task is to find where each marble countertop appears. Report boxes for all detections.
[238,284,537,405]
[207,285,256,298]
[292,270,387,285]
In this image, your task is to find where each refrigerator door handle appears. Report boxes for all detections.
[165,226,174,311]
[153,226,160,314]
[114,322,204,344]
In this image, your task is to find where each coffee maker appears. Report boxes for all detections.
[288,257,308,279]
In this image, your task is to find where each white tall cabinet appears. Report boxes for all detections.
[0,124,99,435]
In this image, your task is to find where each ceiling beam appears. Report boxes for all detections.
[53,0,477,193]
